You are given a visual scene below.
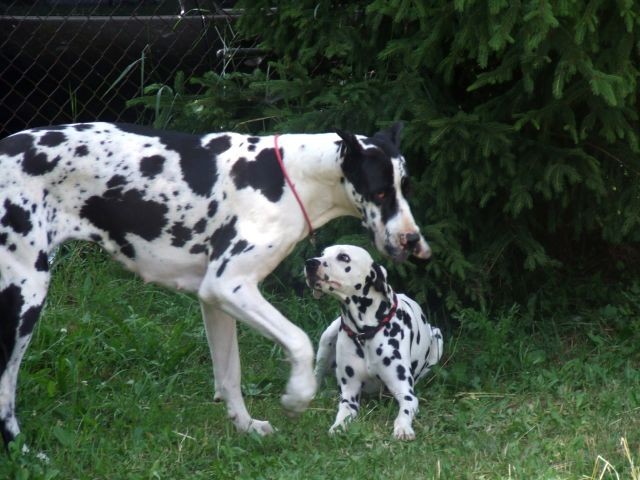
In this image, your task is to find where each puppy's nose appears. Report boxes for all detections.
[304,258,320,274]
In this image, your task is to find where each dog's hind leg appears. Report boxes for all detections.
[0,245,50,447]
[200,302,275,435]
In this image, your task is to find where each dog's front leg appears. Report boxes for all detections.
[200,302,275,435]
[329,380,362,434]
[199,276,316,420]
[378,368,419,441]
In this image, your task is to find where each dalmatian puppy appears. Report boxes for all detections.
[305,245,443,440]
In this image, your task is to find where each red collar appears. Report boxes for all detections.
[274,134,315,243]
[341,294,398,343]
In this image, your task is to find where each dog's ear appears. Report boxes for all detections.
[371,263,388,293]
[336,129,363,154]
[381,121,403,148]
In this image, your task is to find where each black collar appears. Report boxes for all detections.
[340,294,398,344]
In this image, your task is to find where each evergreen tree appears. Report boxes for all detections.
[132,0,640,311]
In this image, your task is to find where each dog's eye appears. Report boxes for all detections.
[337,253,350,263]
[374,191,386,202]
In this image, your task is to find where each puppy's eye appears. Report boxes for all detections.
[337,253,350,263]
[374,191,386,202]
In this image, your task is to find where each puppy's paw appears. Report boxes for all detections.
[328,423,347,435]
[393,423,416,441]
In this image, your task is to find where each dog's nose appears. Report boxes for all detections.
[405,232,420,250]
[403,232,431,259]
[304,258,320,274]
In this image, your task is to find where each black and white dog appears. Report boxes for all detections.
[0,121,430,447]
[305,245,442,440]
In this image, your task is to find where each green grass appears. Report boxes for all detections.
[2,244,639,479]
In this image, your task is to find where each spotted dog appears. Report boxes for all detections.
[305,245,442,440]
[0,122,431,447]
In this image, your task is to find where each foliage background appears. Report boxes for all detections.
[131,0,640,314]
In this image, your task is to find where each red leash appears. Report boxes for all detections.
[274,134,315,242]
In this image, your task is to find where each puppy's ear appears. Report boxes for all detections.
[336,129,363,154]
[372,263,388,293]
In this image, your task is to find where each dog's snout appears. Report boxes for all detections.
[400,232,431,260]
[304,258,320,274]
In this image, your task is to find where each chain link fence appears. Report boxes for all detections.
[0,0,250,137]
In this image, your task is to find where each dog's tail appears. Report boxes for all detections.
[314,317,341,386]
[427,326,444,367]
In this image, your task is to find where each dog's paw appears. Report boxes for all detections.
[247,419,275,436]
[281,375,316,415]
[280,393,311,416]
[393,423,416,441]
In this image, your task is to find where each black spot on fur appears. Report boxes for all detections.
[80,188,168,258]
[208,200,218,218]
[375,300,391,321]
[23,148,60,175]
[74,145,89,157]
[0,133,33,156]
[140,155,165,178]
[216,258,230,277]
[345,366,354,377]
[206,135,232,154]
[209,216,237,260]
[38,131,66,147]
[106,174,127,189]
[169,222,192,247]
[0,233,7,245]
[19,304,42,337]
[389,321,403,338]
[1,200,32,235]
[231,239,248,256]
[351,295,373,314]
[114,124,219,197]
[247,137,259,144]
[0,285,23,375]
[396,364,406,380]
[190,244,207,255]
[74,124,93,131]
[35,251,48,272]
[230,149,285,202]
[193,218,207,234]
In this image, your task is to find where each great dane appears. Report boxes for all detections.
[0,121,430,446]
[305,245,442,440]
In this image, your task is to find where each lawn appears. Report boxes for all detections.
[2,245,639,479]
